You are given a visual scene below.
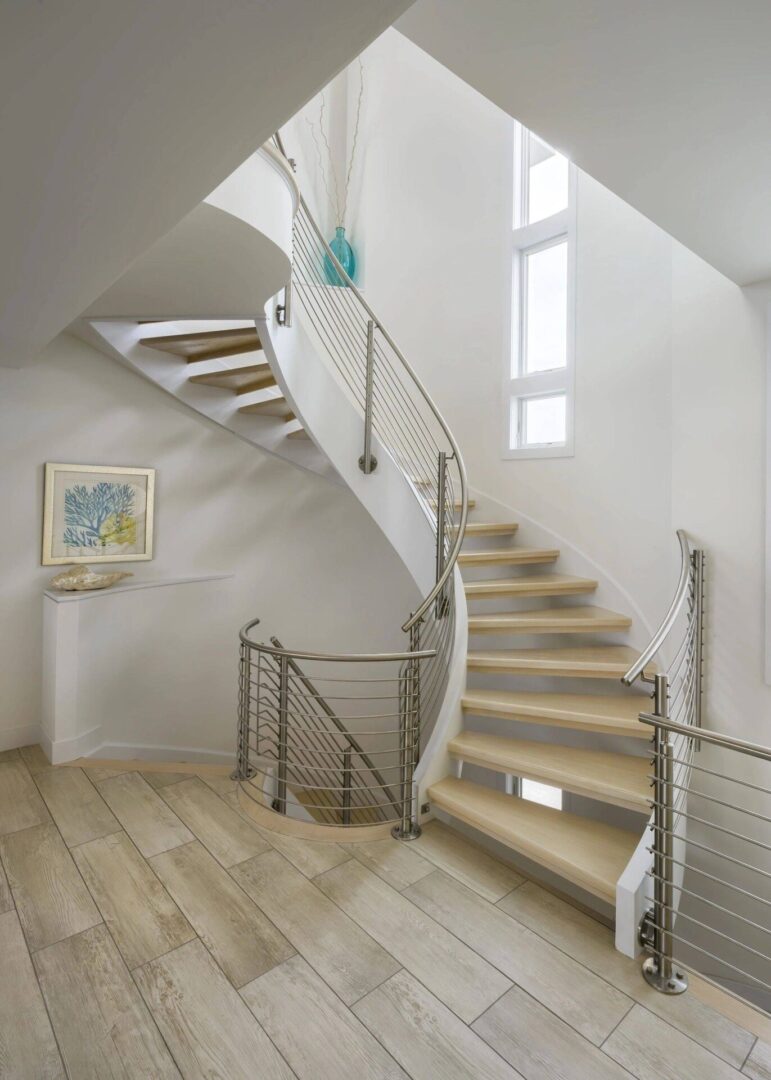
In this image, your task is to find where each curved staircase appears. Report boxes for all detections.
[81,135,701,948]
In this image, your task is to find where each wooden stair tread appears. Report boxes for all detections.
[448,731,650,813]
[238,396,295,419]
[286,427,310,440]
[453,522,519,536]
[467,645,651,679]
[140,327,260,362]
[189,363,276,394]
[459,547,559,567]
[428,776,638,904]
[467,605,632,634]
[464,574,598,599]
[461,689,650,737]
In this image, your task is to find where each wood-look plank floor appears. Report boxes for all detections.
[0,748,762,1080]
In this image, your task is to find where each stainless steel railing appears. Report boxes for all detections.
[236,620,436,830]
[233,134,468,835]
[640,715,771,1012]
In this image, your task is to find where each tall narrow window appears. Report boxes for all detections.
[506,124,575,458]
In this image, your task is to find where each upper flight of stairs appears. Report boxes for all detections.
[139,325,310,440]
[429,498,652,906]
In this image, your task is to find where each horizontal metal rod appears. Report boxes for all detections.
[649,899,771,963]
[643,714,771,762]
[240,618,436,662]
[661,853,771,908]
[648,778,770,822]
[649,828,771,879]
[648,804,771,850]
[648,872,771,937]
[661,755,771,794]
[645,930,771,994]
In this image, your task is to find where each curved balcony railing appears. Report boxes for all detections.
[233,134,468,836]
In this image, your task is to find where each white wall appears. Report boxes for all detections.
[0,332,418,754]
[297,29,771,742]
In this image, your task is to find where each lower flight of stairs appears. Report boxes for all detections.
[428,504,653,907]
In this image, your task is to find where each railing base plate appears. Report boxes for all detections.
[391,823,422,842]
[641,955,688,995]
[230,767,256,781]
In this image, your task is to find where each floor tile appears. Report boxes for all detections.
[0,909,65,1078]
[142,770,196,790]
[342,836,435,891]
[413,819,524,901]
[316,859,512,1023]
[19,744,52,775]
[500,880,756,1067]
[603,1003,742,1080]
[150,840,294,987]
[353,969,520,1080]
[134,938,295,1080]
[96,772,193,856]
[242,954,408,1079]
[159,778,269,866]
[744,1039,771,1079]
[72,831,195,968]
[407,869,630,1044]
[231,848,399,1005]
[473,982,631,1079]
[0,822,101,950]
[34,767,120,847]
[0,758,51,836]
[0,856,12,913]
[34,923,180,1078]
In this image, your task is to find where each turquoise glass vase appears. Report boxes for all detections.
[324,225,356,286]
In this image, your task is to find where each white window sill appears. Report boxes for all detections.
[502,443,574,461]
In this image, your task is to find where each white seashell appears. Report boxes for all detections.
[49,565,133,591]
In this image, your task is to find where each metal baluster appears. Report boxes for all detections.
[435,451,449,618]
[358,319,378,473]
[641,674,688,994]
[232,642,252,781]
[692,549,705,749]
[276,654,289,814]
[392,620,422,840]
[342,748,352,826]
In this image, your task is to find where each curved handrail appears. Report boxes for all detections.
[239,618,437,663]
[622,529,692,685]
[272,131,468,633]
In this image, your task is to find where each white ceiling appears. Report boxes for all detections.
[398,0,771,285]
[0,0,411,367]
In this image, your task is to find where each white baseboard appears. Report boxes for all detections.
[78,740,236,766]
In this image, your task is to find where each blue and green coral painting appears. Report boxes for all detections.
[63,482,138,550]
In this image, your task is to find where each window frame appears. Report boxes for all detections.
[503,121,577,461]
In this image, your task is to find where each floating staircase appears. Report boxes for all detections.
[428,501,652,906]
[138,325,311,442]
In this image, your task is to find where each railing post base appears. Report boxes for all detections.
[358,454,378,473]
[391,822,422,842]
[229,766,256,782]
[641,955,688,995]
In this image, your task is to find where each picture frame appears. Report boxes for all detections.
[42,463,155,566]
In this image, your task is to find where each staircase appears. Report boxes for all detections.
[82,136,706,949]
[427,503,653,906]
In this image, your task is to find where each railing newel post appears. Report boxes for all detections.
[342,747,352,826]
[359,319,377,474]
[276,654,289,815]
[641,675,688,995]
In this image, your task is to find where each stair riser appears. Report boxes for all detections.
[450,754,649,814]
[467,662,633,679]
[460,705,649,739]
[465,585,597,599]
[459,554,559,568]
[467,622,631,635]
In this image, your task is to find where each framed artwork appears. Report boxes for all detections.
[42,463,155,565]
